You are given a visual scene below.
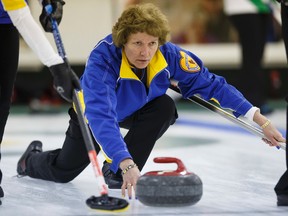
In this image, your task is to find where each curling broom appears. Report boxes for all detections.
[45,4,129,211]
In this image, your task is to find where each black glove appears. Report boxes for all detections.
[40,0,65,32]
[49,62,81,103]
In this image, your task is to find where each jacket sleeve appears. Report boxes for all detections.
[165,43,253,117]
[81,50,132,173]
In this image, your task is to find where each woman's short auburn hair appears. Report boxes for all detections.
[112,3,170,48]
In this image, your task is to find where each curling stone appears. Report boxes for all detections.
[136,157,202,207]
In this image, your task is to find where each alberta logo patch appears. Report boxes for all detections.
[179,51,200,72]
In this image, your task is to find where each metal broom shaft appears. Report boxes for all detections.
[169,83,286,150]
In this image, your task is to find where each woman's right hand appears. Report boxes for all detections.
[119,159,141,199]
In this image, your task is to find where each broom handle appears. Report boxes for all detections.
[169,83,286,150]
[72,90,108,195]
[45,5,109,195]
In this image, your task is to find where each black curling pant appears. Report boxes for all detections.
[25,94,178,183]
[274,95,288,195]
[0,24,19,186]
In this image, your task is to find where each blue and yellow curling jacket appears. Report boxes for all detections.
[81,34,253,172]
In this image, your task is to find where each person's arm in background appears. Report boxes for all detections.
[1,0,79,102]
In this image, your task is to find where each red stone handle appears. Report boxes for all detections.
[144,157,190,176]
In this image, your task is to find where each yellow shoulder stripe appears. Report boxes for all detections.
[1,0,27,11]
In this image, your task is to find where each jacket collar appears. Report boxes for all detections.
[119,49,168,86]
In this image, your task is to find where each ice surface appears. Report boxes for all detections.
[1,109,287,215]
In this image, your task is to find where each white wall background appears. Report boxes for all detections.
[19,0,122,70]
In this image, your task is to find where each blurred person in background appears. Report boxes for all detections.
[0,0,78,205]
[274,0,288,207]
[223,0,277,115]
